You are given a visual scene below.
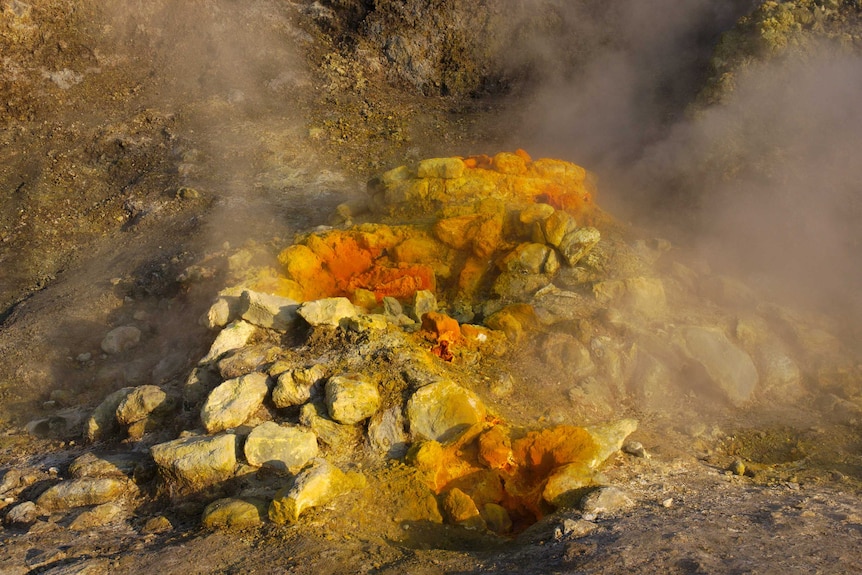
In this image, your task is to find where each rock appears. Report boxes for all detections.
[141,515,173,534]
[484,304,538,343]
[491,272,552,301]
[324,374,381,425]
[100,325,141,355]
[35,478,136,511]
[367,407,409,459]
[201,320,257,363]
[542,462,595,507]
[299,401,363,448]
[150,433,238,491]
[183,365,219,405]
[5,501,41,526]
[151,351,188,384]
[558,227,601,266]
[441,488,486,530]
[68,502,125,531]
[406,380,486,443]
[85,387,134,442]
[68,451,145,479]
[728,459,746,476]
[200,297,232,330]
[217,345,273,380]
[557,518,598,539]
[677,326,758,406]
[26,408,87,440]
[416,157,465,179]
[239,290,299,331]
[202,497,268,530]
[115,385,174,425]
[298,297,358,327]
[271,364,327,408]
[622,441,648,458]
[411,289,437,322]
[622,277,667,318]
[268,458,365,524]
[482,503,513,534]
[540,210,578,247]
[200,372,270,433]
[500,243,558,275]
[541,332,595,378]
[586,418,639,466]
[244,421,319,473]
[519,203,556,226]
[579,486,634,516]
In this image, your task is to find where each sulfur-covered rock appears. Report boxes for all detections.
[482,502,513,534]
[558,227,601,266]
[541,210,578,248]
[200,372,269,433]
[519,203,555,226]
[416,157,465,179]
[298,297,358,327]
[69,451,145,479]
[115,385,173,426]
[406,380,486,443]
[85,387,134,442]
[101,325,141,355]
[324,374,381,425]
[35,478,136,511]
[239,290,299,331]
[300,401,363,449]
[484,304,538,343]
[442,488,486,530]
[268,458,365,524]
[500,243,556,275]
[676,326,758,406]
[244,421,319,473]
[542,462,595,507]
[150,433,237,491]
[201,320,257,363]
[585,419,639,467]
[272,364,327,408]
[202,497,268,530]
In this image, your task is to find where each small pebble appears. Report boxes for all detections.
[728,459,746,476]
[623,441,648,458]
[662,498,674,508]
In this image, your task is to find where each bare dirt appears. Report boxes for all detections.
[1,1,861,574]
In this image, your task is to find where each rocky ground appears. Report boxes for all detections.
[2,1,862,574]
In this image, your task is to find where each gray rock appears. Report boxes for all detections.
[580,486,634,516]
[382,296,403,318]
[297,297,357,327]
[272,364,327,408]
[406,380,486,443]
[200,372,270,433]
[677,326,758,406]
[239,290,300,331]
[101,325,141,355]
[150,433,238,491]
[200,320,257,363]
[4,501,41,526]
[324,374,381,425]
[115,385,173,425]
[26,408,87,439]
[200,297,232,330]
[411,289,437,322]
[244,421,319,473]
[35,477,137,511]
[558,227,601,266]
[367,407,409,459]
[85,387,134,442]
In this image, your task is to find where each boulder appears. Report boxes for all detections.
[202,497,268,530]
[324,374,381,425]
[201,320,257,363]
[35,477,136,511]
[244,421,319,473]
[268,458,365,524]
[115,385,174,426]
[150,433,238,491]
[558,227,601,266]
[272,364,327,408]
[101,325,141,355]
[406,380,486,443]
[85,387,134,442]
[200,372,269,433]
[239,290,299,331]
[298,297,358,327]
[677,326,758,406]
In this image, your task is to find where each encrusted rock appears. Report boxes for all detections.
[406,380,486,443]
[115,385,173,426]
[500,243,556,275]
[299,401,363,448]
[244,421,319,473]
[442,488,486,530]
[35,477,136,511]
[201,320,257,363]
[202,497,268,530]
[101,325,141,355]
[150,433,238,491]
[416,157,466,179]
[239,290,299,331]
[367,406,409,459]
[324,374,381,425]
[85,387,134,442]
[268,458,365,524]
[558,227,601,266]
[272,364,327,408]
[200,372,270,433]
[298,297,358,327]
